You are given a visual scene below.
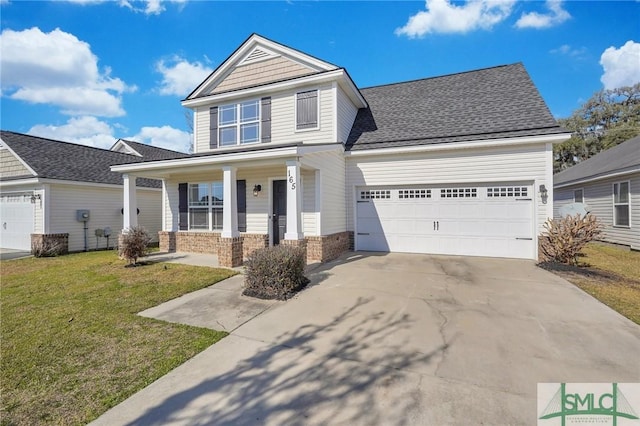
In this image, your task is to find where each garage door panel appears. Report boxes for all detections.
[356,183,535,259]
[0,194,35,250]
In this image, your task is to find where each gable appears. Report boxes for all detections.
[187,34,338,100]
[212,55,317,95]
[0,147,35,179]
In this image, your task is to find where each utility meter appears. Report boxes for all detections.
[76,210,90,222]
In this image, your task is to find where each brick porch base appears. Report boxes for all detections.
[158,231,353,268]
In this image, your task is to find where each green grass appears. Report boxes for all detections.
[0,251,236,425]
[547,243,640,325]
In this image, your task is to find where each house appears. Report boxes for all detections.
[554,135,640,250]
[0,131,187,253]
[111,33,570,268]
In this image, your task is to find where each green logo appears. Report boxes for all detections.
[539,383,639,426]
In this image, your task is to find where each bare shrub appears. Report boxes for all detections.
[31,239,64,258]
[118,226,152,266]
[539,214,603,265]
[243,245,309,300]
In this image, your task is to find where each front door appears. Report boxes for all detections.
[272,180,287,245]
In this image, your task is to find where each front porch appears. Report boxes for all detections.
[115,144,352,268]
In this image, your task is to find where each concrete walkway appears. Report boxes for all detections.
[91,252,640,426]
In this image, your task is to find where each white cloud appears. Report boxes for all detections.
[395,0,515,37]
[129,126,192,153]
[28,116,116,149]
[550,44,587,58]
[0,27,135,117]
[515,0,570,29]
[600,40,640,90]
[117,0,187,15]
[155,56,212,97]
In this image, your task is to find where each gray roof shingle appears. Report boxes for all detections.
[554,135,640,186]
[0,131,183,188]
[346,63,566,150]
[115,139,191,161]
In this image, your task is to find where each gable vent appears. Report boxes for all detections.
[241,48,273,65]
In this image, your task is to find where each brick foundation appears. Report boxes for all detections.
[306,231,352,263]
[242,233,269,260]
[219,237,243,267]
[31,233,69,256]
[157,230,352,268]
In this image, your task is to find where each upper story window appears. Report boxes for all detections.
[219,100,260,146]
[613,181,630,227]
[574,189,584,203]
[296,90,318,130]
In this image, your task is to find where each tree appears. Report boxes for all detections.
[554,83,640,173]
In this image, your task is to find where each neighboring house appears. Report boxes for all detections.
[554,135,640,250]
[111,33,570,267]
[0,131,187,252]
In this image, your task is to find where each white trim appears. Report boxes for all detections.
[346,133,571,157]
[0,177,161,191]
[161,179,168,232]
[612,180,631,228]
[238,46,280,66]
[42,183,51,233]
[188,34,337,100]
[183,69,367,109]
[573,188,584,203]
[554,167,640,189]
[331,81,338,143]
[0,142,37,176]
[110,144,342,175]
[110,140,142,157]
[544,142,554,224]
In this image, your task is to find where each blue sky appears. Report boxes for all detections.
[1,0,639,153]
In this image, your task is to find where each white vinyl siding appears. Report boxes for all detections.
[302,149,346,235]
[554,174,639,249]
[193,84,335,153]
[346,143,550,238]
[0,149,33,178]
[336,86,359,144]
[48,183,161,252]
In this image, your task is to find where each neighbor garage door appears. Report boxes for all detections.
[356,183,534,259]
[0,194,35,250]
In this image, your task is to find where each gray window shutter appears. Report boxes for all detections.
[178,183,188,230]
[296,90,318,130]
[209,106,218,149]
[261,97,271,143]
[237,180,246,232]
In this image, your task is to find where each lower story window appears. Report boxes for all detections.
[613,181,630,227]
[188,182,223,230]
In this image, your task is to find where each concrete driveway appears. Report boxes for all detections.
[92,252,640,426]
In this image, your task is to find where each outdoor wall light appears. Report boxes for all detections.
[30,194,41,204]
[539,184,548,204]
[253,184,262,197]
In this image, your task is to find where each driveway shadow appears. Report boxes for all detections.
[123,297,446,425]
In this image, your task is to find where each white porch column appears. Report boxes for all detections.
[221,166,239,238]
[123,174,138,231]
[284,160,303,240]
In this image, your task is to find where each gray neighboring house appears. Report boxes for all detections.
[554,135,640,250]
[0,131,187,252]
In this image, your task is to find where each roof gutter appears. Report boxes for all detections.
[345,133,570,157]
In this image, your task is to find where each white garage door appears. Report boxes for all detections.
[356,183,534,259]
[0,194,35,250]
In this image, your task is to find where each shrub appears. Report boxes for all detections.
[243,245,309,300]
[539,213,603,265]
[31,239,64,258]
[118,226,152,266]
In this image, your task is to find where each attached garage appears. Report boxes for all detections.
[355,182,535,259]
[0,193,35,250]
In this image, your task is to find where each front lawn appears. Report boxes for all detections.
[542,242,640,325]
[0,251,236,425]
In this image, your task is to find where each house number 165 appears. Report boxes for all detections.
[288,170,296,190]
